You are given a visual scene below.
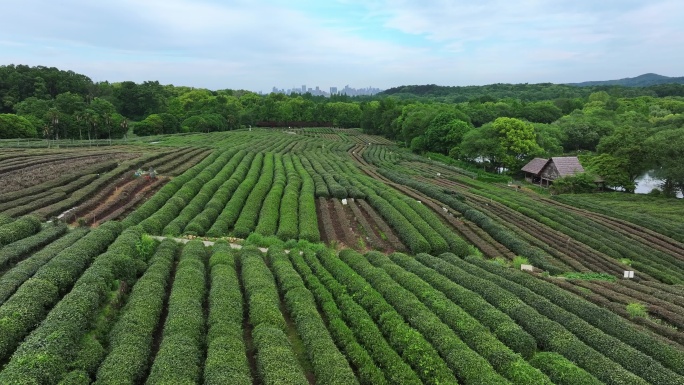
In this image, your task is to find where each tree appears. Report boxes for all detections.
[596,125,651,185]
[0,114,37,138]
[646,128,684,197]
[585,154,634,192]
[424,118,471,154]
[457,123,503,171]
[554,109,615,151]
[492,117,542,171]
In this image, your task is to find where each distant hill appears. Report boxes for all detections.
[567,73,684,87]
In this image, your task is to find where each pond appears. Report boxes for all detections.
[634,171,683,198]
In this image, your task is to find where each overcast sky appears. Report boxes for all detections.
[2,0,682,92]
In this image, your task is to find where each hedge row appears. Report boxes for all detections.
[553,194,684,243]
[162,149,244,236]
[302,249,421,384]
[364,189,430,253]
[241,247,287,331]
[34,152,168,220]
[342,250,510,385]
[140,149,237,235]
[317,157,366,199]
[94,239,178,384]
[268,247,359,385]
[315,249,457,385]
[307,155,347,198]
[0,225,142,384]
[240,247,308,384]
[0,161,117,206]
[415,253,648,385]
[0,214,13,226]
[275,154,300,240]
[184,151,256,235]
[465,256,684,379]
[0,221,121,363]
[146,240,208,384]
[365,251,549,385]
[0,228,88,305]
[0,223,67,269]
[252,324,309,385]
[289,249,389,385]
[204,242,252,385]
[375,188,448,253]
[387,252,536,358]
[255,154,286,237]
[233,152,276,238]
[379,169,564,273]
[299,155,329,197]
[121,150,221,228]
[292,155,320,242]
[206,153,265,237]
[529,352,602,385]
[1,174,98,218]
[0,214,42,246]
[492,191,684,283]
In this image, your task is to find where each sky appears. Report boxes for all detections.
[1,0,683,92]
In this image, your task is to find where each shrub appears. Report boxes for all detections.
[0,214,42,246]
[146,240,207,384]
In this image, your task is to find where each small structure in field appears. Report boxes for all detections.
[522,157,584,186]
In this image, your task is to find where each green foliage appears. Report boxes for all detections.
[146,240,207,384]
[0,113,37,138]
[0,224,140,384]
[95,239,178,384]
[322,249,458,385]
[529,352,603,385]
[511,256,529,270]
[268,248,359,385]
[561,272,617,282]
[493,117,543,171]
[0,223,67,269]
[0,214,42,246]
[204,243,252,385]
[626,302,648,318]
[362,251,549,385]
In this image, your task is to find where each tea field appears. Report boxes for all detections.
[0,128,682,384]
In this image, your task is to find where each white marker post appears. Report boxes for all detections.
[623,271,635,279]
[520,264,534,272]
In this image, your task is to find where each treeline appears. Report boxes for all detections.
[1,64,683,195]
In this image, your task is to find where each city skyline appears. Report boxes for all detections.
[270,84,382,97]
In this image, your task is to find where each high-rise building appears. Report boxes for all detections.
[330,86,338,95]
[302,85,306,93]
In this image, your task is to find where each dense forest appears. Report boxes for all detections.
[1,64,683,196]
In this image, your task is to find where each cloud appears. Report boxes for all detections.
[0,0,682,90]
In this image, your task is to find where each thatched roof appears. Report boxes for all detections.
[521,158,548,174]
[551,157,584,177]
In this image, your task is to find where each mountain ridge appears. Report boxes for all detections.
[566,73,684,87]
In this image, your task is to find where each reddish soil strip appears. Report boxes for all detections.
[316,197,336,245]
[357,199,405,252]
[348,199,390,252]
[92,178,168,226]
[331,199,358,247]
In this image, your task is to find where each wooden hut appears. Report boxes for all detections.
[521,157,584,186]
